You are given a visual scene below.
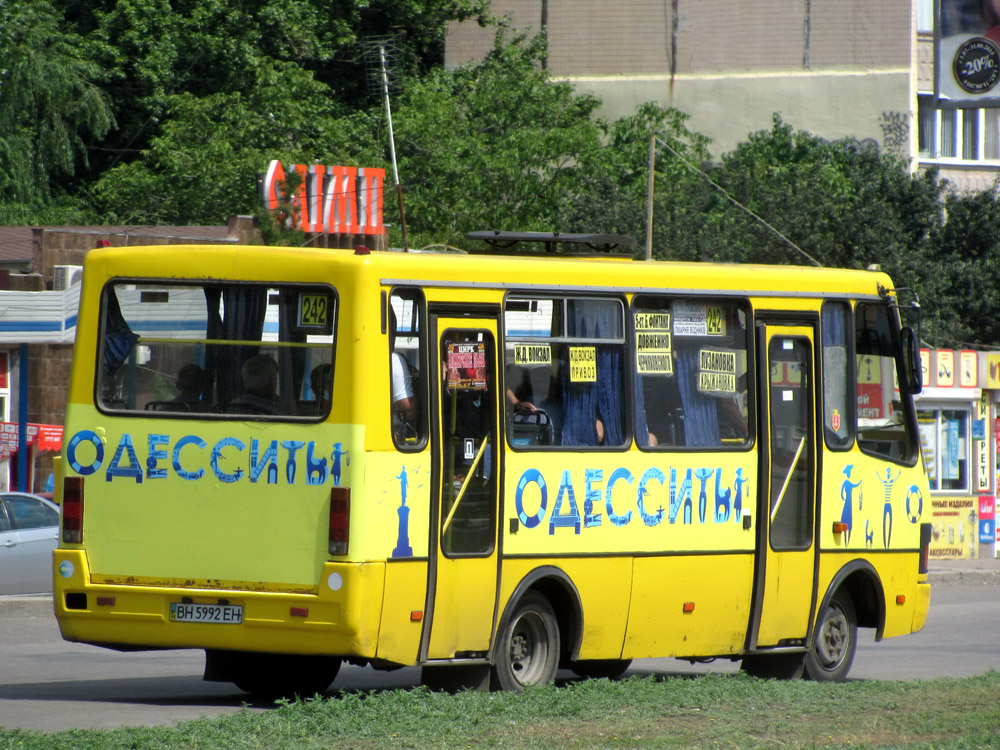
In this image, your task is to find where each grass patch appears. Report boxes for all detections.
[2,671,999,749]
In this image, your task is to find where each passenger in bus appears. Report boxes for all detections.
[228,354,283,415]
[389,308,419,438]
[717,373,749,440]
[167,363,207,411]
[300,363,332,416]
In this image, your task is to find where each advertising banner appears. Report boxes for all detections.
[937,0,1000,106]
[979,495,996,544]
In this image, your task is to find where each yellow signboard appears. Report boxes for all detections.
[634,311,672,375]
[569,346,597,382]
[514,344,552,366]
[698,348,737,394]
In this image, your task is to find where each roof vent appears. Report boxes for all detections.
[466,231,635,257]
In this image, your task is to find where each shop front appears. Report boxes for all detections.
[916,349,998,559]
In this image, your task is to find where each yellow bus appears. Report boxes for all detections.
[53,233,932,696]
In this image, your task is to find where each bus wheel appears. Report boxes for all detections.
[492,591,560,692]
[805,591,857,682]
[740,653,805,680]
[571,659,632,681]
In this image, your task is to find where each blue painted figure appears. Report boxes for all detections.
[732,468,748,522]
[875,467,900,548]
[331,442,350,486]
[839,464,862,544]
[695,468,712,523]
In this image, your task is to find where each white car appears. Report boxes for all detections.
[0,492,59,595]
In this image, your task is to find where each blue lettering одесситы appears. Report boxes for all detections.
[66,430,345,486]
[515,465,749,534]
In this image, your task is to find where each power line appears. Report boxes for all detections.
[653,132,822,267]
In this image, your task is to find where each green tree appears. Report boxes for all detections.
[0,0,112,217]
[923,184,1000,348]
[337,37,710,250]
[55,0,486,185]
[95,59,347,224]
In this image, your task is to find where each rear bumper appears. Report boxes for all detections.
[52,549,385,657]
[910,580,932,634]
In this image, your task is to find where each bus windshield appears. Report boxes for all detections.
[97,281,336,419]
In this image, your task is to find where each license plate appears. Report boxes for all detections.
[169,602,243,624]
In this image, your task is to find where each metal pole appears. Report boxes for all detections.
[645,133,656,261]
[17,343,28,491]
[381,46,409,252]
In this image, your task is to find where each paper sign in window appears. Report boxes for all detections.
[446,341,487,390]
[569,346,597,382]
[634,311,672,375]
[673,301,726,337]
[697,348,737,394]
[514,344,552,366]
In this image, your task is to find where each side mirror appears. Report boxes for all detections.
[900,327,922,395]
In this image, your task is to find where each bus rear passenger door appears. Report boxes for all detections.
[750,322,818,650]
[424,315,500,661]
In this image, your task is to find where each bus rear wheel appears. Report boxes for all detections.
[492,592,560,692]
[804,591,857,682]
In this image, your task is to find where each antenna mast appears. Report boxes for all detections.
[364,37,409,252]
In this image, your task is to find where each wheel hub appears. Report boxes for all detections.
[816,609,849,666]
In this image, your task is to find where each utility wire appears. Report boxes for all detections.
[653,132,822,267]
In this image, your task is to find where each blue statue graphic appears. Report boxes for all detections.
[839,465,862,544]
[875,467,900,548]
[732,468,748,522]
[392,467,413,558]
[331,442,350,486]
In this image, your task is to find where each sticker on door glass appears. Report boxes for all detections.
[446,340,487,390]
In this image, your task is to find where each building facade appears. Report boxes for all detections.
[447,1,916,161]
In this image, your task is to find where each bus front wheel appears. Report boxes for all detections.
[804,591,857,682]
[492,591,560,691]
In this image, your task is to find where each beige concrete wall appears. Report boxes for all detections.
[448,0,910,74]
[573,69,914,159]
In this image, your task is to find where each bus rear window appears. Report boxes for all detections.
[98,282,336,419]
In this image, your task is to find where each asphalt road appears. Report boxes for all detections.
[1,581,998,733]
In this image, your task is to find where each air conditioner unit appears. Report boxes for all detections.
[53,265,83,291]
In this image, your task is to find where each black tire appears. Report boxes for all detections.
[491,591,560,692]
[231,654,341,701]
[571,659,632,681]
[740,652,805,680]
[804,591,857,682]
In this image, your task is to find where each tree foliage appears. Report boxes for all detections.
[7,3,1000,348]
[0,0,112,214]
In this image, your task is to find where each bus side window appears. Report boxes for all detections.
[504,296,626,448]
[633,296,750,449]
[822,301,854,449]
[855,301,915,462]
[389,289,427,450]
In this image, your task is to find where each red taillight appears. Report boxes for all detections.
[919,522,932,575]
[62,477,84,544]
[329,487,350,556]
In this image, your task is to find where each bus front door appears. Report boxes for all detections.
[750,323,818,651]
[424,315,500,661]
